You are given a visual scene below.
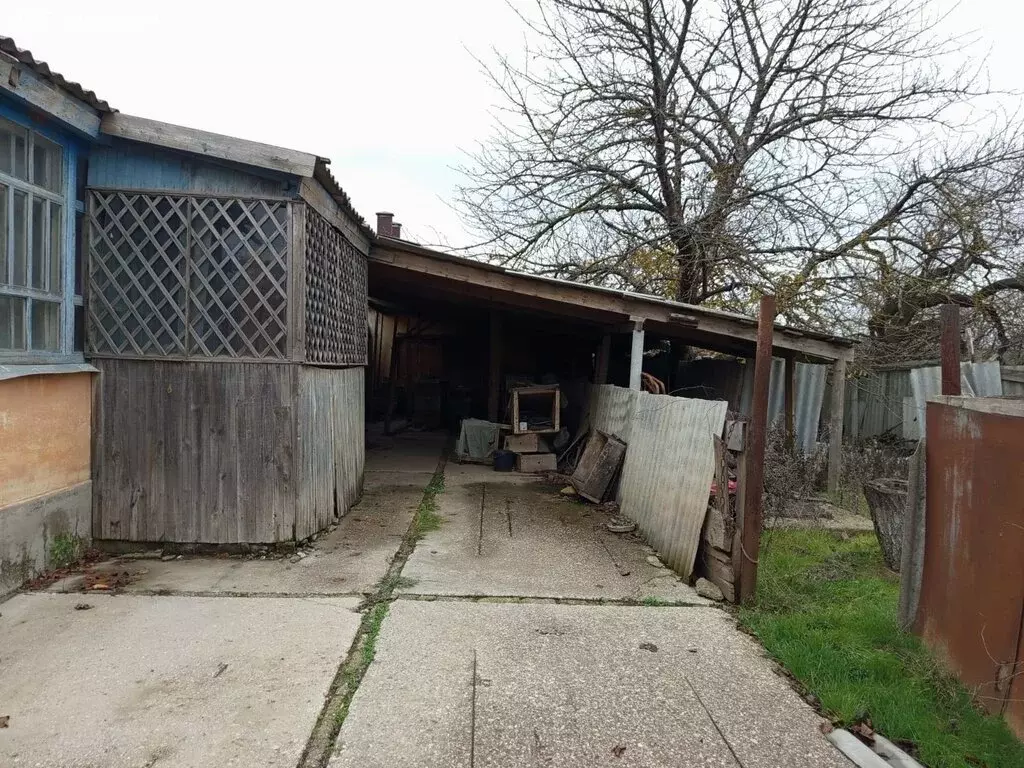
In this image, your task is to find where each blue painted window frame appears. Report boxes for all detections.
[0,101,82,364]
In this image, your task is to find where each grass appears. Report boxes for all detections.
[641,596,669,607]
[413,471,446,539]
[332,602,390,727]
[49,532,84,569]
[740,530,1024,768]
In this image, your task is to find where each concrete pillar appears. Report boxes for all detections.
[628,320,644,391]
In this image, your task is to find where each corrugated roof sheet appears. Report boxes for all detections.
[314,158,374,242]
[0,35,113,113]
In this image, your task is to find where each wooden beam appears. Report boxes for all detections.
[783,353,796,452]
[595,333,611,385]
[298,178,371,255]
[826,358,848,494]
[288,203,307,362]
[101,113,318,179]
[488,312,503,422]
[628,318,645,391]
[0,54,101,137]
[370,243,854,362]
[738,295,775,605]
[940,303,962,396]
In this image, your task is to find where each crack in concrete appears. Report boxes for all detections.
[296,444,451,768]
[395,592,713,608]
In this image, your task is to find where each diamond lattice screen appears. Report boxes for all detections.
[88,191,290,359]
[305,207,367,365]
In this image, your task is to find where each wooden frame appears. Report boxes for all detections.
[510,385,560,435]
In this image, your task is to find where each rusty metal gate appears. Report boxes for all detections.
[917,397,1024,739]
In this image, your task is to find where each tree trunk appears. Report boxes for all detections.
[863,478,908,571]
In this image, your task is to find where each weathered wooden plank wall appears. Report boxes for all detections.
[295,367,365,539]
[88,144,296,197]
[92,359,298,543]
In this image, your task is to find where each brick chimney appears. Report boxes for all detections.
[391,221,402,239]
[375,212,395,238]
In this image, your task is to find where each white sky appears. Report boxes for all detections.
[4,0,1021,248]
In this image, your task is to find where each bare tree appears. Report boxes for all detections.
[458,0,1019,318]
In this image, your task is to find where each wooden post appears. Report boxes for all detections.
[940,303,962,396]
[488,311,503,422]
[738,295,775,605]
[826,358,847,494]
[628,318,644,391]
[384,326,401,436]
[783,353,796,452]
[595,333,611,385]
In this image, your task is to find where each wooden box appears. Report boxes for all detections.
[515,452,557,473]
[504,433,547,453]
[570,430,626,502]
[511,386,560,435]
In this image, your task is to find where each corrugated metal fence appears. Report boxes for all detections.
[588,385,727,579]
[846,362,1008,441]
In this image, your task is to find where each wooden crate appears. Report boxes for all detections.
[515,453,557,473]
[511,386,560,435]
[504,433,547,453]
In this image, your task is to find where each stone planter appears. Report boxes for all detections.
[863,478,908,571]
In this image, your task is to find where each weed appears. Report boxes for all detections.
[49,532,84,569]
[641,596,668,607]
[413,469,447,539]
[741,529,1024,768]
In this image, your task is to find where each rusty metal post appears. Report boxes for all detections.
[739,294,776,604]
[940,303,962,396]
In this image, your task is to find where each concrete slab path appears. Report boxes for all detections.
[400,476,705,603]
[0,593,361,768]
[333,600,847,768]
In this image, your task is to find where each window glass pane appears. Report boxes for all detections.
[13,132,27,181]
[32,135,63,193]
[31,196,46,289]
[12,190,27,286]
[51,202,63,293]
[0,185,7,285]
[30,299,60,351]
[0,294,27,350]
[0,118,28,179]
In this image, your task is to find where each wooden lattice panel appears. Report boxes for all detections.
[88,191,290,360]
[188,198,289,358]
[305,207,367,365]
[88,192,189,356]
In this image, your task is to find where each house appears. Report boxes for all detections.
[0,36,370,591]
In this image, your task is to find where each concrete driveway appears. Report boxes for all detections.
[0,432,847,767]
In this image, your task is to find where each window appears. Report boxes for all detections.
[0,115,70,357]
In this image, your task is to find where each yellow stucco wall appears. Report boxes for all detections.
[0,373,92,509]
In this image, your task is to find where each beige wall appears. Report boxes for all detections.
[0,373,92,509]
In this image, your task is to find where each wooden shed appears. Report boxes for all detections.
[86,115,370,545]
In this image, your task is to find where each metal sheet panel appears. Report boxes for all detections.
[590,385,727,579]
[917,397,1024,738]
[738,358,827,454]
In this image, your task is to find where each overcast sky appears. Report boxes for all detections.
[5,1,1020,248]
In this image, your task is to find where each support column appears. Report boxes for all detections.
[739,295,775,604]
[940,303,962,396]
[487,311,503,422]
[628,318,644,391]
[826,357,847,494]
[595,333,611,385]
[783,353,796,452]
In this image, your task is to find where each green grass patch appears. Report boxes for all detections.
[641,596,669,607]
[332,602,390,727]
[740,530,1024,768]
[49,532,84,569]
[413,470,446,539]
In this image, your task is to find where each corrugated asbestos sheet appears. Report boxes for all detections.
[0,35,113,112]
[589,385,727,579]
